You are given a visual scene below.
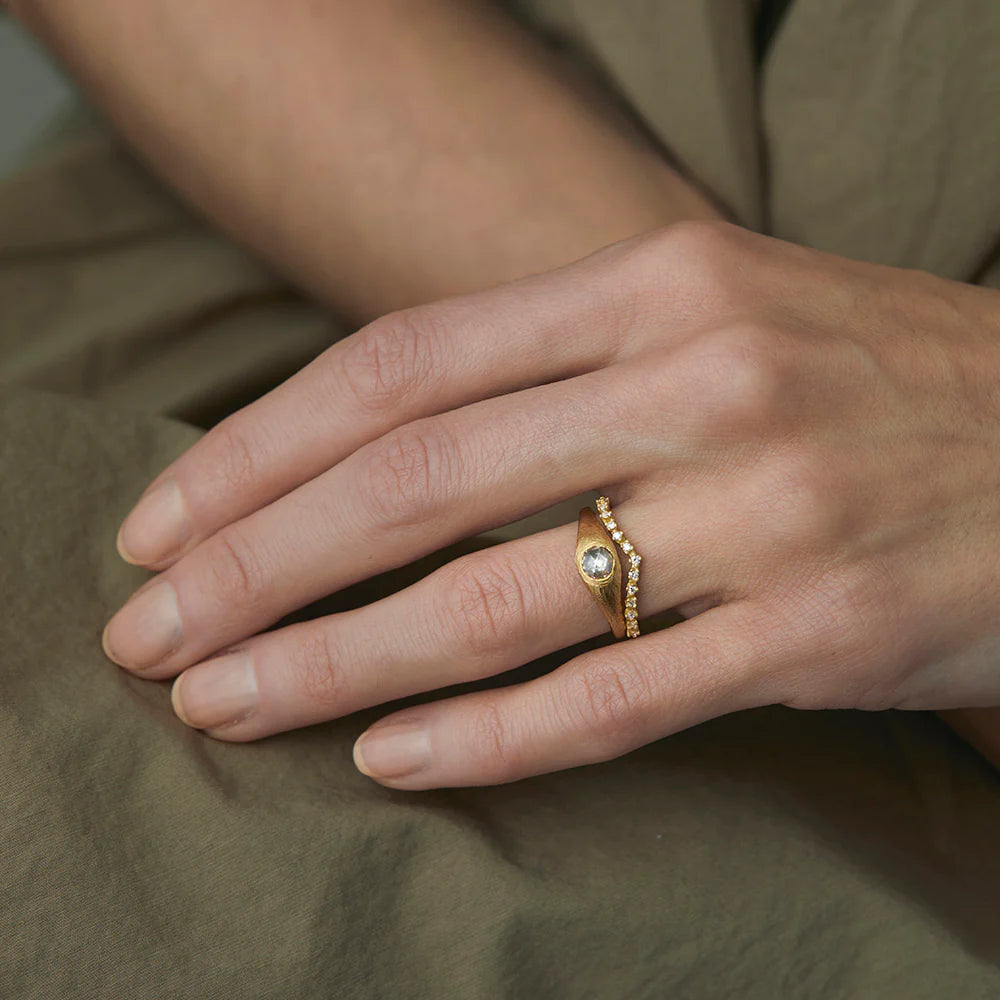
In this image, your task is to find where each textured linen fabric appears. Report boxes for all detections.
[2,2,1000,996]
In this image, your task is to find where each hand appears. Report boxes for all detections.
[103,220,1000,789]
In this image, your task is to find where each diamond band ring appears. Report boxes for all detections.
[575,495,642,640]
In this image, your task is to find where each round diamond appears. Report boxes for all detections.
[580,545,614,581]
[611,530,623,542]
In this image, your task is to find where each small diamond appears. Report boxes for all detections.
[630,554,640,566]
[580,545,614,581]
[627,585,636,595]
[612,530,623,542]
[622,541,633,553]
[606,520,617,530]
[629,570,639,581]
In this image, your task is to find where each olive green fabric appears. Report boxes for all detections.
[3,2,1000,996]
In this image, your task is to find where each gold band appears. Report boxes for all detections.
[575,506,626,639]
[575,495,643,640]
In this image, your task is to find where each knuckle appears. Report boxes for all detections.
[597,221,754,353]
[564,655,657,755]
[657,218,741,263]
[653,219,744,292]
[339,309,439,416]
[751,448,840,550]
[691,322,785,432]
[292,627,345,709]
[365,422,458,527]
[438,555,532,661]
[206,526,268,611]
[604,221,742,320]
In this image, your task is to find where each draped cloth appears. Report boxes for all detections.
[2,2,999,995]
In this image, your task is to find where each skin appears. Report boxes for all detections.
[96,219,1000,790]
[10,0,1000,786]
[7,0,718,324]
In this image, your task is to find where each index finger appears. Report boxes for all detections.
[116,220,765,569]
[115,239,640,568]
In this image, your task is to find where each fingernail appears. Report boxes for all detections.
[172,652,258,730]
[103,579,182,670]
[354,721,431,779]
[117,479,190,565]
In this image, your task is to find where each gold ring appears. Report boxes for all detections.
[575,495,643,640]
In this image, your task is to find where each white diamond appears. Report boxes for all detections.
[630,554,640,565]
[606,520,617,530]
[622,541,633,553]
[612,530,623,542]
[629,570,639,581]
[580,545,614,581]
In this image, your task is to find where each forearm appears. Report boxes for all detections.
[9,0,721,323]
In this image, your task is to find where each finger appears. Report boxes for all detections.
[114,239,648,569]
[349,598,788,789]
[166,491,727,740]
[103,359,660,678]
[115,219,770,570]
[106,304,809,682]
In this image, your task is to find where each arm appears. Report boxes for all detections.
[8,0,720,323]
